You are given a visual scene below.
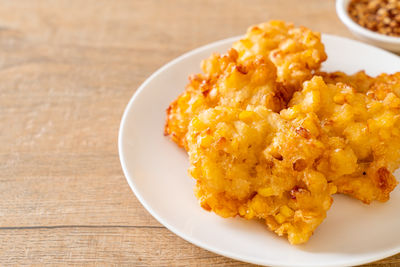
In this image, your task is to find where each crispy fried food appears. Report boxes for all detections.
[318,71,374,93]
[281,76,399,203]
[372,72,400,96]
[165,48,285,149]
[165,21,327,149]
[164,20,400,245]
[320,70,400,96]
[233,20,327,90]
[187,106,336,244]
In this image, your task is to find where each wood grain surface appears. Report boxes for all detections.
[1,0,399,266]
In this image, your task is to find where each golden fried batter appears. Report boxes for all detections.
[165,49,285,149]
[164,20,400,245]
[281,76,399,203]
[233,20,327,90]
[318,71,374,93]
[320,70,400,96]
[187,106,336,244]
[165,21,327,149]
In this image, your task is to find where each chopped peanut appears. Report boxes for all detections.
[348,0,400,37]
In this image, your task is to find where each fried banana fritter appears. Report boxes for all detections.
[281,76,399,203]
[187,106,336,244]
[233,20,327,90]
[165,49,285,149]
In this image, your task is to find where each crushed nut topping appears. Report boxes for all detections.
[348,0,400,37]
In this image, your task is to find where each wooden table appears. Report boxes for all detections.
[1,0,398,265]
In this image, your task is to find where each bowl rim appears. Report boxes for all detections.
[336,0,400,44]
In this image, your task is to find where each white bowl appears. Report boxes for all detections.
[336,0,400,53]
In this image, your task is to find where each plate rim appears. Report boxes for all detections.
[118,33,400,267]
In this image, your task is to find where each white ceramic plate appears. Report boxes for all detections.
[119,35,400,267]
